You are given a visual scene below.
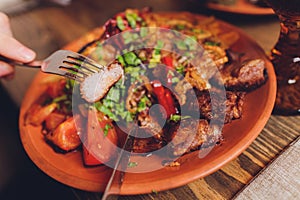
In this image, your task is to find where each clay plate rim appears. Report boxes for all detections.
[206,0,274,15]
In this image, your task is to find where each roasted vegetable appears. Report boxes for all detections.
[83,109,118,166]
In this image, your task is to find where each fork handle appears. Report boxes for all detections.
[0,55,41,68]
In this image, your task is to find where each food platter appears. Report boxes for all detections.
[206,0,274,15]
[19,12,276,194]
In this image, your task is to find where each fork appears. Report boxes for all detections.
[0,50,104,81]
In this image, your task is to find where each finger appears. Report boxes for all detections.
[0,61,14,77]
[3,72,15,81]
[0,34,36,63]
[0,12,13,36]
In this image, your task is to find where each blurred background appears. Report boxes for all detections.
[0,0,279,199]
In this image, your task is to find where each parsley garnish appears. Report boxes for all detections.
[169,114,181,122]
[116,16,125,30]
[103,124,112,137]
[128,161,138,168]
[137,95,151,112]
[204,41,221,46]
[152,189,158,194]
[169,114,191,122]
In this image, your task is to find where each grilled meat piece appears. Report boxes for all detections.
[219,58,267,91]
[185,89,245,124]
[132,127,166,153]
[80,63,123,103]
[170,119,221,156]
[45,116,82,152]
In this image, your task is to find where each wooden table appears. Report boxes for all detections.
[1,0,299,199]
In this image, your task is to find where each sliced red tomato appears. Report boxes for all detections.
[83,109,118,166]
[82,146,102,166]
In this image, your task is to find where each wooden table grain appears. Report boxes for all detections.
[1,0,299,199]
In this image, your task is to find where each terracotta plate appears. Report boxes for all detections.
[19,12,276,194]
[206,0,274,15]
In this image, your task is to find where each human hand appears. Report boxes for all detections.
[0,12,36,78]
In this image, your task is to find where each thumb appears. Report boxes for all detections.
[0,34,36,63]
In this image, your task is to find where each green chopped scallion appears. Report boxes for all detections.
[117,16,126,31]
[128,161,138,168]
[140,27,148,37]
[152,189,158,195]
[175,65,185,75]
[52,95,68,103]
[125,13,136,29]
[175,24,185,30]
[123,52,141,66]
[170,114,181,122]
[204,41,221,46]
[176,40,187,50]
[103,124,112,137]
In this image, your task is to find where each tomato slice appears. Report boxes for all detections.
[83,109,118,166]
[82,146,102,166]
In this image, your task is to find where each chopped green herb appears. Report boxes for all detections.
[137,95,151,112]
[125,13,136,29]
[175,24,185,30]
[151,189,158,195]
[170,114,181,122]
[52,95,67,103]
[117,55,126,66]
[204,41,221,46]
[94,101,102,111]
[116,16,125,30]
[106,87,120,102]
[103,124,112,137]
[128,161,138,168]
[184,37,197,50]
[65,79,74,90]
[123,52,141,66]
[176,40,188,50]
[169,114,191,122]
[140,27,148,37]
[192,28,205,34]
[175,65,185,75]
[181,115,191,120]
[122,32,139,44]
[171,77,180,83]
[155,40,164,50]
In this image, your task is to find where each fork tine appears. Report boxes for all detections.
[63,59,98,74]
[41,50,105,82]
[63,72,84,81]
[59,64,87,77]
[67,54,104,71]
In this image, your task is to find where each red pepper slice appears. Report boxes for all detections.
[162,56,173,68]
[162,56,174,86]
[151,80,176,118]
